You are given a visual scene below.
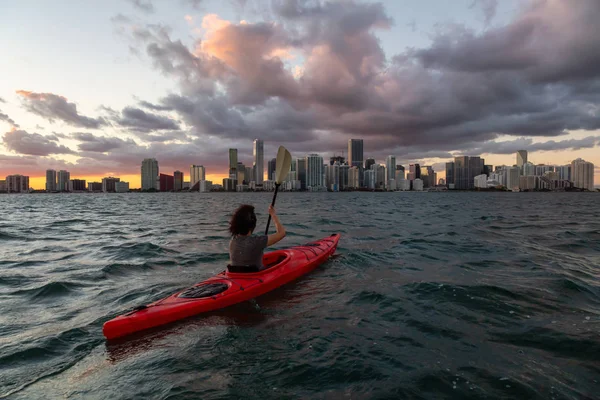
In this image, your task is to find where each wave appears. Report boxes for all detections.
[0,231,23,241]
[99,242,179,260]
[490,327,600,361]
[46,219,89,227]
[11,281,84,301]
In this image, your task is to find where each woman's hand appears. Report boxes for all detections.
[268,205,277,218]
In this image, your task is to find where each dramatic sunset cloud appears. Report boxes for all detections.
[16,90,107,129]
[1,0,599,188]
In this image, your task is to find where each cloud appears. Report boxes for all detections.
[127,0,154,13]
[468,136,600,155]
[0,97,5,103]
[470,0,498,26]
[16,90,106,129]
[110,13,132,24]
[117,107,180,132]
[138,100,173,111]
[71,132,138,152]
[0,110,19,128]
[3,129,76,156]
[182,0,204,10]
[105,0,600,168]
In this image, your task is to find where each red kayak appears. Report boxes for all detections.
[103,234,340,340]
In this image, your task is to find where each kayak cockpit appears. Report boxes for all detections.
[226,251,290,276]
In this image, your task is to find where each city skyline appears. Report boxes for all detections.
[3,145,595,193]
[1,1,600,189]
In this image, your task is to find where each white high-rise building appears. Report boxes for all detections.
[348,166,359,189]
[506,166,520,190]
[326,163,340,190]
[387,179,396,191]
[253,139,264,184]
[199,180,212,192]
[535,165,554,176]
[57,170,70,192]
[6,175,29,193]
[398,179,410,191]
[306,154,324,189]
[523,162,535,176]
[141,158,159,191]
[376,164,386,189]
[364,169,376,189]
[517,150,528,174]
[46,169,57,192]
[412,178,424,191]
[395,169,405,181]
[385,156,396,181]
[519,176,537,191]
[115,182,130,193]
[557,165,571,181]
[474,174,488,188]
[190,165,206,187]
[571,158,594,190]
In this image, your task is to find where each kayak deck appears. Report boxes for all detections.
[103,234,340,340]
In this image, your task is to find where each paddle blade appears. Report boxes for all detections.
[274,146,292,184]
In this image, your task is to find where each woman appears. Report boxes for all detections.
[228,204,286,271]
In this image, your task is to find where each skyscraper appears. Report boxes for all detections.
[159,173,174,192]
[306,154,324,189]
[46,169,57,192]
[385,156,396,181]
[268,158,277,181]
[571,158,594,190]
[517,150,528,174]
[174,171,184,190]
[57,170,70,192]
[326,163,340,191]
[339,164,349,190]
[330,155,345,165]
[237,162,246,184]
[408,164,421,181]
[557,165,571,181]
[421,166,435,188]
[141,158,159,191]
[6,175,29,193]
[453,156,484,190]
[507,166,520,190]
[454,157,469,189]
[190,165,206,187]
[253,139,264,184]
[348,166,359,189]
[523,162,536,176]
[365,158,375,171]
[229,149,238,179]
[348,139,364,168]
[376,165,386,189]
[296,158,307,190]
[102,177,120,193]
[364,169,376,189]
[445,162,455,187]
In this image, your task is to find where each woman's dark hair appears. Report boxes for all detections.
[229,204,257,236]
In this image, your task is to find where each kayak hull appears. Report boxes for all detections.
[103,234,340,340]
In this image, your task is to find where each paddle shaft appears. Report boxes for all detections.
[265,183,281,234]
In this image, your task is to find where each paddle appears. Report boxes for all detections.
[265,145,292,234]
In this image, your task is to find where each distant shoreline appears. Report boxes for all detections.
[2,189,598,194]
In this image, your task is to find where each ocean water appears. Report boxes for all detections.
[0,192,599,400]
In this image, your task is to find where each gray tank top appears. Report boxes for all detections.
[229,234,268,270]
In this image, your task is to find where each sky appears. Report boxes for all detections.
[1,0,599,189]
